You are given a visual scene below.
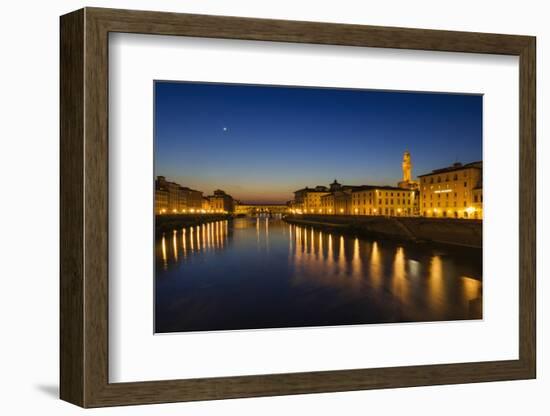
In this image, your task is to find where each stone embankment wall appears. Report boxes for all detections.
[284,215,482,248]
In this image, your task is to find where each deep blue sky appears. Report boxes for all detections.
[155,81,482,204]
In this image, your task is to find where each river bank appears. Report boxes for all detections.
[283,215,482,248]
[156,214,231,235]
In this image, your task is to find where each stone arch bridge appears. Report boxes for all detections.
[234,204,289,216]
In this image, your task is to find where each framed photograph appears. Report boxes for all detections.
[60,7,536,407]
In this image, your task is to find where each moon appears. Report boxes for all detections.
[222,127,228,132]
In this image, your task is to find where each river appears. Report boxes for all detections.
[155,216,482,333]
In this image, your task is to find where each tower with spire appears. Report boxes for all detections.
[398,150,419,190]
[402,150,412,182]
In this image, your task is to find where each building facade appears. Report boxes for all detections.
[201,197,211,212]
[208,189,235,213]
[351,186,416,216]
[155,176,204,214]
[181,187,203,211]
[292,185,330,214]
[294,172,416,217]
[320,193,335,214]
[155,187,169,214]
[418,161,482,219]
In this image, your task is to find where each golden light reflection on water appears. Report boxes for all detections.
[318,231,323,260]
[352,238,361,278]
[182,229,186,257]
[161,235,167,269]
[161,221,229,264]
[159,220,482,322]
[391,247,408,303]
[428,255,444,314]
[172,231,178,262]
[369,241,382,289]
[462,275,482,318]
[339,236,345,271]
[462,276,481,301]
[156,218,482,332]
[196,226,200,249]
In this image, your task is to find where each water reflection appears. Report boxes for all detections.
[157,220,229,266]
[155,218,482,333]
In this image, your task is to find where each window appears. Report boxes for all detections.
[437,176,441,183]
[453,174,458,180]
[464,181,468,187]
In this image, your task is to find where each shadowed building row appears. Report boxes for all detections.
[155,176,235,214]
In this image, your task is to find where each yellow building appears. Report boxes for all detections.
[473,187,483,218]
[155,188,168,214]
[418,161,482,219]
[208,189,235,213]
[201,197,211,212]
[293,185,330,214]
[351,186,416,216]
[155,176,204,214]
[320,193,335,214]
[298,180,415,217]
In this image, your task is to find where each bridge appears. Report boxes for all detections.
[234,203,289,217]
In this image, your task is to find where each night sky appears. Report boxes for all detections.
[155,81,482,204]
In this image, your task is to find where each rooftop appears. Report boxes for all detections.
[417,161,482,177]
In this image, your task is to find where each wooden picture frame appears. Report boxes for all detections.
[60,7,536,408]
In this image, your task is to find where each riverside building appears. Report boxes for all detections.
[418,161,482,219]
[155,176,204,214]
[207,189,235,213]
